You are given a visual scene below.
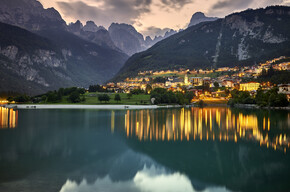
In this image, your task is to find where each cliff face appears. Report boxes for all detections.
[108,23,147,56]
[68,21,118,51]
[0,22,70,94]
[0,0,67,31]
[108,23,177,56]
[0,0,129,95]
[0,22,128,95]
[112,6,290,81]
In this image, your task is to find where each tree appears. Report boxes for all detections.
[127,93,133,100]
[202,82,210,92]
[261,68,267,77]
[176,92,185,105]
[225,88,230,97]
[78,88,86,95]
[58,88,64,99]
[146,84,152,94]
[151,88,167,95]
[98,94,110,103]
[89,85,97,92]
[46,91,59,103]
[98,94,104,103]
[131,89,144,95]
[185,91,195,103]
[114,94,121,103]
[103,94,110,103]
[41,95,47,103]
[68,91,81,103]
[197,100,205,107]
[267,65,274,77]
[89,85,106,93]
[14,95,30,103]
[7,96,14,102]
[214,82,219,88]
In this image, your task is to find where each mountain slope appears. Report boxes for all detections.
[0,0,129,95]
[0,0,67,31]
[0,22,128,95]
[0,22,69,94]
[108,23,147,56]
[108,23,177,56]
[112,6,290,81]
[68,20,118,51]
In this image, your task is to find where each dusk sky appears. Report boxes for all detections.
[39,0,290,37]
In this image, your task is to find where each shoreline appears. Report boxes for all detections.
[2,103,289,110]
[3,104,182,110]
[233,104,290,110]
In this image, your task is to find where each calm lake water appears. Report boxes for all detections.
[0,107,289,192]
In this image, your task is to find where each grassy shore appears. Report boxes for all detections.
[45,93,151,105]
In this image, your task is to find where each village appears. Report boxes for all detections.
[105,56,290,102]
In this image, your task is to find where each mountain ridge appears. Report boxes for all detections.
[188,12,219,27]
[112,6,290,82]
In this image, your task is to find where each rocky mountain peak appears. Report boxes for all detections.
[68,20,83,33]
[164,29,177,38]
[192,12,206,19]
[188,12,219,28]
[108,23,146,55]
[83,21,105,32]
[109,23,142,38]
[0,0,67,31]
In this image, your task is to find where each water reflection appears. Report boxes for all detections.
[60,166,230,192]
[0,107,289,192]
[0,107,18,128]
[113,108,290,152]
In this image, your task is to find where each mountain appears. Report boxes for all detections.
[144,29,178,48]
[68,20,118,50]
[0,22,128,95]
[108,23,147,56]
[112,6,290,81]
[188,12,218,28]
[108,23,177,56]
[0,0,128,95]
[0,0,67,31]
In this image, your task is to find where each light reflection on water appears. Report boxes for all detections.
[0,107,289,192]
[111,108,290,152]
[0,107,17,128]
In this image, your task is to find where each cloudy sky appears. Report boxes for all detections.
[38,0,290,37]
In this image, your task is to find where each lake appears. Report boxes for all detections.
[0,107,289,192]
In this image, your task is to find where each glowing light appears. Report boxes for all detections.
[0,107,17,129]
[120,107,289,152]
[111,111,115,133]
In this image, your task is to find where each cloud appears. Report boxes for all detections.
[140,26,172,37]
[211,0,253,10]
[160,0,193,9]
[57,0,152,28]
[209,0,286,16]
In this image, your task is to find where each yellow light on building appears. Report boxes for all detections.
[239,82,260,91]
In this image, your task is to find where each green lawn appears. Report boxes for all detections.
[39,93,151,105]
[83,93,151,105]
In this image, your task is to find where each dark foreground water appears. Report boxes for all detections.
[0,107,289,192]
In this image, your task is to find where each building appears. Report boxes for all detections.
[222,80,235,88]
[278,84,290,100]
[191,77,203,86]
[184,74,191,85]
[165,78,183,88]
[239,82,260,91]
